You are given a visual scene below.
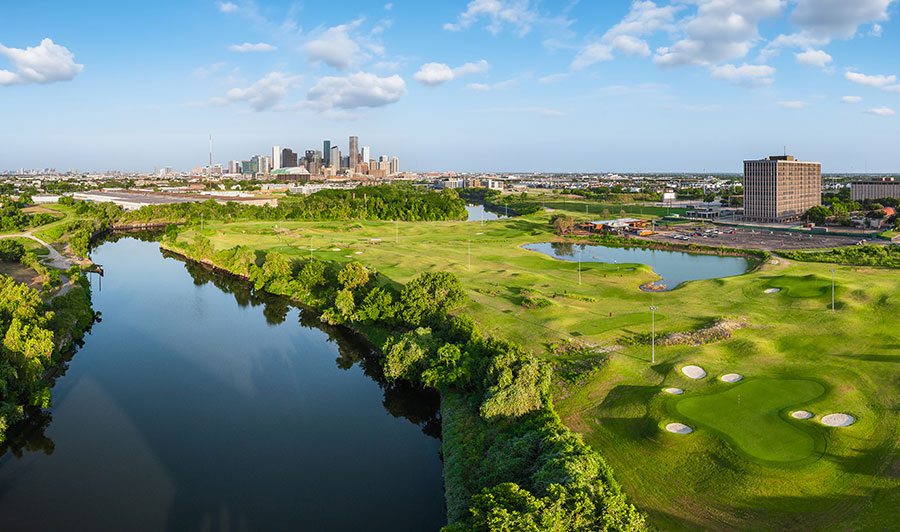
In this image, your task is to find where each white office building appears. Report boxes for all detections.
[272,146,282,170]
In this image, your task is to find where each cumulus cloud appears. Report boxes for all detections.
[845,70,896,87]
[413,60,489,86]
[778,100,807,109]
[303,20,382,70]
[790,0,893,40]
[444,0,538,36]
[870,23,883,37]
[0,38,83,86]
[866,107,895,116]
[218,1,238,13]
[306,72,406,110]
[653,0,783,68]
[710,63,775,87]
[794,49,832,68]
[841,95,862,103]
[228,42,277,52]
[884,85,900,93]
[571,1,678,69]
[538,72,569,84]
[194,72,302,111]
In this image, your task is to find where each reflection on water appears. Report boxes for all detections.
[523,242,751,291]
[465,203,508,222]
[0,238,445,532]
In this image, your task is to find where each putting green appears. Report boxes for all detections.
[765,274,830,298]
[674,378,826,463]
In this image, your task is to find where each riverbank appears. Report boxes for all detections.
[158,236,646,530]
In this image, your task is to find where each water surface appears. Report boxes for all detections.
[522,242,751,290]
[465,203,508,222]
[0,238,445,531]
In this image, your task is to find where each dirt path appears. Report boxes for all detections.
[0,231,72,269]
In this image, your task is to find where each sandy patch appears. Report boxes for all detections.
[821,413,855,427]
[664,388,684,395]
[682,365,707,379]
[720,373,743,383]
[331,248,341,251]
[791,410,813,419]
[764,288,781,294]
[666,423,693,434]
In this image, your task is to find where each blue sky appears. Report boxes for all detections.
[1,0,899,173]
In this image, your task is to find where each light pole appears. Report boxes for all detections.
[468,239,471,270]
[649,306,658,363]
[830,269,835,312]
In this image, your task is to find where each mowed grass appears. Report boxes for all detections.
[673,378,826,463]
[180,210,900,532]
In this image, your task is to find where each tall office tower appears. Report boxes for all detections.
[305,150,321,174]
[349,136,359,170]
[390,156,399,175]
[361,146,370,169]
[260,155,272,175]
[282,148,298,167]
[241,160,254,175]
[323,140,331,167]
[272,146,282,170]
[378,155,388,170]
[743,155,821,222]
[330,146,340,169]
[228,160,240,174]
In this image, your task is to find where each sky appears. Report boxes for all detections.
[1,0,899,173]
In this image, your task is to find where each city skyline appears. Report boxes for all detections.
[2,1,900,173]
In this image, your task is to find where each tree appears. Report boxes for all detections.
[355,286,395,323]
[399,271,466,327]
[421,343,470,389]
[0,240,25,262]
[803,205,830,225]
[382,327,435,382]
[337,261,371,290]
[550,214,575,236]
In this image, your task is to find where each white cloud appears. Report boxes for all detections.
[538,72,569,83]
[790,0,893,40]
[611,35,651,57]
[866,107,895,116]
[884,85,900,93]
[570,43,613,70]
[218,1,238,13]
[191,62,227,79]
[0,38,83,86]
[303,20,381,70]
[413,60,489,86]
[306,72,406,110]
[710,63,775,87]
[571,1,677,69]
[228,42,277,52]
[841,95,862,103]
[444,0,538,37]
[653,0,784,68]
[778,100,807,109]
[199,72,303,111]
[845,70,896,87]
[384,3,393,10]
[870,23,883,37]
[794,49,832,68]
[467,83,491,91]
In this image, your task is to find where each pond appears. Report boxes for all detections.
[0,238,446,531]
[521,242,751,291]
[465,203,508,222]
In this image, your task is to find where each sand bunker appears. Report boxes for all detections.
[664,388,684,395]
[721,373,743,383]
[331,248,341,251]
[791,410,813,420]
[821,413,855,427]
[764,288,781,294]
[666,423,693,434]
[682,365,707,379]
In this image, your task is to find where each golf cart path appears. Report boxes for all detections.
[0,231,72,269]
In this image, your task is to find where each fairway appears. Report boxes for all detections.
[674,378,826,463]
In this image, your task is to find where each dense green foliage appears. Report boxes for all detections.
[780,244,900,267]
[124,185,467,224]
[0,240,26,262]
[0,270,93,443]
[458,189,542,216]
[0,198,59,232]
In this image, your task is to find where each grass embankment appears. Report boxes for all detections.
[171,209,900,531]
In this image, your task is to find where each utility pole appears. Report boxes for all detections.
[830,269,836,312]
[650,306,658,363]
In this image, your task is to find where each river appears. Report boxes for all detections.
[0,237,446,531]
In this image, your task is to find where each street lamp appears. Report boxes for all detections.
[830,269,835,312]
[578,248,582,285]
[649,306,658,364]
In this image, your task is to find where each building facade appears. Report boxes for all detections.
[349,136,358,171]
[743,155,821,222]
[330,146,340,169]
[850,177,900,202]
[271,146,282,170]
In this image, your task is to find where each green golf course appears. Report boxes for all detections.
[673,378,827,463]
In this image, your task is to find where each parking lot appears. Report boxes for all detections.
[640,224,887,251]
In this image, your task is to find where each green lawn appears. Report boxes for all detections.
[673,378,826,463]
[175,208,900,532]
